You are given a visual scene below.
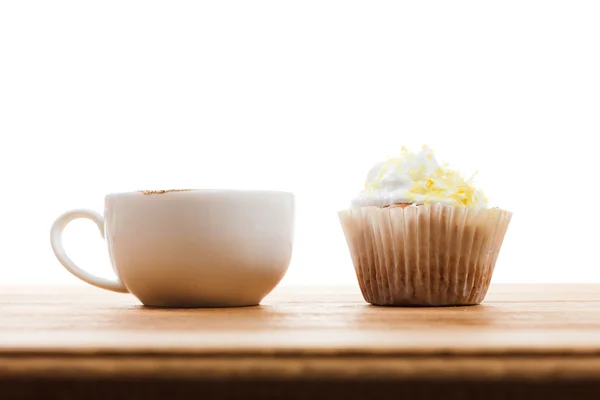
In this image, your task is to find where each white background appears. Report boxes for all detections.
[1,1,599,287]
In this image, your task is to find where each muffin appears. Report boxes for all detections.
[338,146,511,306]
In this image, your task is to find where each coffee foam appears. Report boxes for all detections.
[140,189,192,195]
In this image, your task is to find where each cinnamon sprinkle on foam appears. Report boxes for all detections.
[140,189,192,195]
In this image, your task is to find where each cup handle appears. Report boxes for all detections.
[50,209,129,293]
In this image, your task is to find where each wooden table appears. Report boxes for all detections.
[1,284,600,399]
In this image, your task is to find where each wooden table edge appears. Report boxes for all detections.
[2,353,600,381]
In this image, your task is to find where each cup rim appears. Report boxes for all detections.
[105,188,294,198]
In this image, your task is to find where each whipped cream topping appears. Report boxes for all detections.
[351,146,488,208]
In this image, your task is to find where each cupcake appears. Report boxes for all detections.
[338,146,512,306]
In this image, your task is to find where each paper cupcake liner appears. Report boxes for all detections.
[338,204,512,306]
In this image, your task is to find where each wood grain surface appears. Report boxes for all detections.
[1,284,600,399]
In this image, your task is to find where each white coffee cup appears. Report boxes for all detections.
[50,189,295,307]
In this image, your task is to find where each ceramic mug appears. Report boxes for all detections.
[50,189,295,307]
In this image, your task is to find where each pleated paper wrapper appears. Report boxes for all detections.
[338,204,512,306]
